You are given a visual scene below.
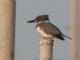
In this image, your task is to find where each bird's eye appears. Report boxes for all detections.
[37,18,40,20]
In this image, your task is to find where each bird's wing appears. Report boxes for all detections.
[45,22,71,39]
[36,22,65,40]
[47,22,62,34]
[37,22,62,35]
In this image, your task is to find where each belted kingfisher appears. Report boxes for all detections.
[27,15,71,40]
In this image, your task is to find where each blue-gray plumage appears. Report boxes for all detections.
[27,15,72,40]
[36,22,65,40]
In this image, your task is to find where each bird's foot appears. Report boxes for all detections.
[42,37,53,40]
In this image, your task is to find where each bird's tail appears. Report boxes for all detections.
[62,34,72,40]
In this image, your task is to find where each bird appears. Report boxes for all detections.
[27,15,72,40]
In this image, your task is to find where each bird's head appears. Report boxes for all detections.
[27,15,49,23]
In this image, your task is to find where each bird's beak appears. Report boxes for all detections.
[27,20,35,23]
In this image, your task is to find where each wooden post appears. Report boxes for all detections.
[39,37,54,60]
[70,0,78,60]
[0,0,15,60]
[78,0,80,60]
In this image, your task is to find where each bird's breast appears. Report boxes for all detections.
[37,27,52,37]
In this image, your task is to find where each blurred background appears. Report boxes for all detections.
[15,0,71,60]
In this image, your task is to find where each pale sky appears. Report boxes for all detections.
[15,0,71,60]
